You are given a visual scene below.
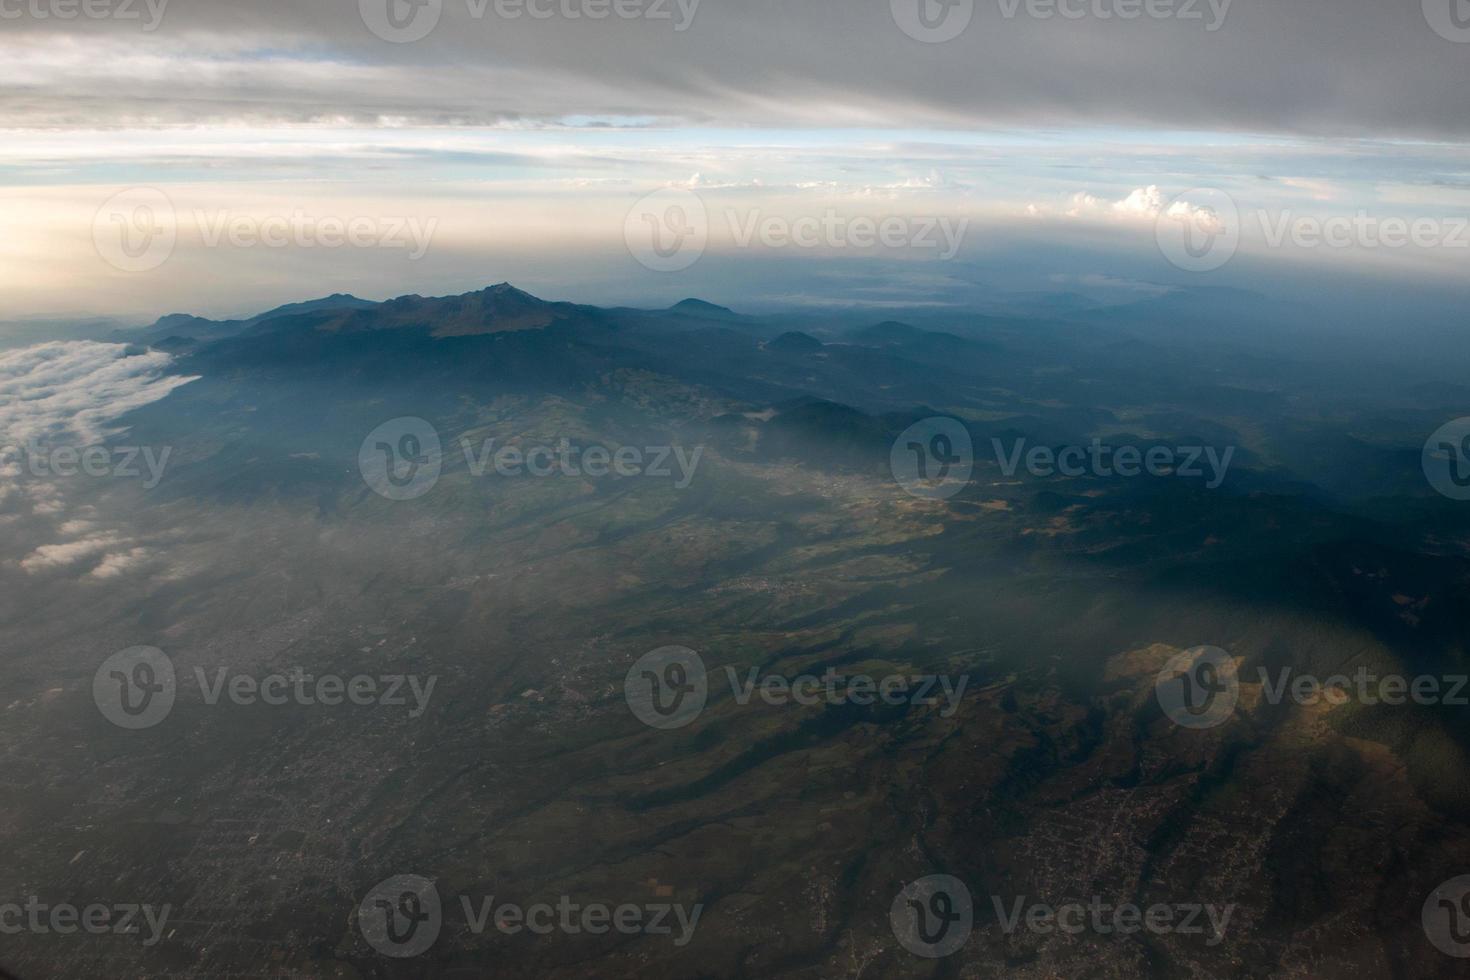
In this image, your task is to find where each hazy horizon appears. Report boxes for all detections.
[6,2,1470,323]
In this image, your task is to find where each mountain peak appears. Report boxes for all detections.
[362,283,562,337]
[670,298,736,317]
[251,293,377,322]
[480,282,542,301]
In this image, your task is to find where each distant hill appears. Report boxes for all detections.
[669,298,737,318]
[131,293,377,344]
[248,293,378,323]
[757,398,893,468]
[846,321,966,351]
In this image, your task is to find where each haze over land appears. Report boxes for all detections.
[6,1,1470,976]
[3,285,1470,975]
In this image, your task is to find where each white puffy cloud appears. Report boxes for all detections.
[87,547,152,580]
[1034,185,1225,233]
[1111,186,1167,217]
[26,484,66,516]
[19,532,123,573]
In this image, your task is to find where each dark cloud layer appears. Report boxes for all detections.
[4,0,1469,138]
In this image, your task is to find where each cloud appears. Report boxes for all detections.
[26,484,66,516]
[1275,178,1342,202]
[1032,185,1225,232]
[0,343,189,575]
[19,532,123,573]
[0,2,1467,139]
[87,547,152,579]
[19,533,153,580]
[0,341,196,448]
[1110,186,1169,218]
[1047,272,1172,297]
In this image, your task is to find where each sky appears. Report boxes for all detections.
[2,0,1470,321]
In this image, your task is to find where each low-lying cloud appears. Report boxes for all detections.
[0,341,196,447]
[1,341,190,580]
